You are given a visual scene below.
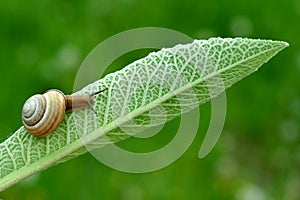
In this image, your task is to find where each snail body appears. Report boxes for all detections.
[22,88,107,137]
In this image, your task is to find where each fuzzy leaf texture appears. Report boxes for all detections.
[0,38,288,191]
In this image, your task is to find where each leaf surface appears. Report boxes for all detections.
[0,38,288,191]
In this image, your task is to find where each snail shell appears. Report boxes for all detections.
[22,90,67,137]
[21,88,108,137]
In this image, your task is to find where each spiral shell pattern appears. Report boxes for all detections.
[22,90,66,137]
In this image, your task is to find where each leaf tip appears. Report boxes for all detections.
[276,40,289,47]
[274,40,289,50]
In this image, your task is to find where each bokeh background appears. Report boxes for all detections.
[0,0,299,199]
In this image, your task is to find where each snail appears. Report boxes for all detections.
[22,88,108,137]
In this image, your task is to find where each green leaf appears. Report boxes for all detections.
[0,38,288,191]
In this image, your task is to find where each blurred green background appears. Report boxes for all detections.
[0,0,299,199]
